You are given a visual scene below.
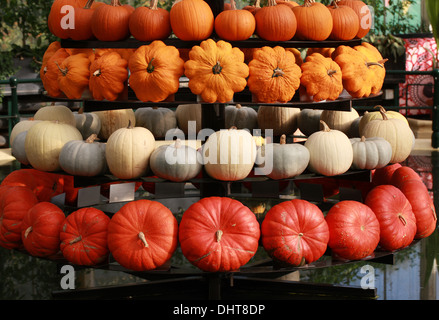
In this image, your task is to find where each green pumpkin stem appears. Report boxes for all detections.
[147,58,155,73]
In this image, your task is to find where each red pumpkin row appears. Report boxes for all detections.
[48,0,371,43]
[0,172,435,272]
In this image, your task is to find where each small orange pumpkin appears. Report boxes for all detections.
[214,0,256,41]
[56,53,91,99]
[40,48,71,98]
[327,0,359,40]
[254,0,297,41]
[91,0,134,41]
[292,0,333,41]
[129,0,172,41]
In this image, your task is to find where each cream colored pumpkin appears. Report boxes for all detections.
[305,121,353,176]
[349,136,392,170]
[257,134,310,180]
[135,107,177,139]
[11,130,29,165]
[24,121,83,172]
[319,107,360,137]
[359,105,409,136]
[257,106,300,136]
[202,127,256,181]
[362,110,414,164]
[175,104,202,135]
[34,104,76,127]
[225,104,258,131]
[9,118,42,145]
[93,109,136,140]
[105,123,155,179]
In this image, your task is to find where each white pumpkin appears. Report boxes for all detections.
[349,136,392,170]
[135,107,177,139]
[34,104,76,127]
[105,123,155,179]
[305,121,353,176]
[10,118,42,145]
[24,121,83,172]
[59,134,107,176]
[225,104,258,131]
[11,130,29,165]
[150,139,202,182]
[202,127,257,181]
[257,134,310,179]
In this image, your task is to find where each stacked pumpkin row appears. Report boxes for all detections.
[0,164,435,272]
[40,38,386,104]
[49,0,371,43]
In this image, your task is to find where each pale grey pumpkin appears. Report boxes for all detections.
[225,104,258,130]
[11,130,29,165]
[150,139,202,182]
[135,107,177,139]
[257,134,310,180]
[349,136,392,170]
[59,134,107,176]
[74,109,102,139]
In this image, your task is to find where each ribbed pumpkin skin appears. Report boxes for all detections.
[24,121,83,172]
[107,200,178,271]
[215,2,256,41]
[292,1,333,41]
[129,0,172,41]
[91,0,134,41]
[254,2,297,41]
[60,207,110,266]
[0,186,39,249]
[326,200,380,260]
[21,202,65,257]
[365,185,417,251]
[261,199,329,266]
[179,197,260,272]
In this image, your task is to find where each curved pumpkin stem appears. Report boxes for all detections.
[24,226,32,239]
[377,106,389,120]
[84,0,95,9]
[327,69,337,77]
[54,61,68,77]
[138,231,149,247]
[147,58,155,73]
[366,61,385,69]
[149,0,159,10]
[86,133,98,143]
[320,120,331,132]
[69,235,82,244]
[398,214,407,226]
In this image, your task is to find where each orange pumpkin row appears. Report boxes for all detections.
[47,0,371,43]
[40,38,386,104]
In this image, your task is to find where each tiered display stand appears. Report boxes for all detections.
[32,0,403,300]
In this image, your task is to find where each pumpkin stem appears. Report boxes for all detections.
[366,61,385,69]
[84,0,94,9]
[85,133,98,143]
[147,58,155,73]
[272,66,285,78]
[216,230,223,242]
[110,0,122,6]
[303,0,313,7]
[280,134,286,144]
[398,214,407,226]
[212,61,222,74]
[138,232,149,247]
[54,61,68,77]
[327,69,337,77]
[320,120,331,132]
[24,226,32,239]
[360,135,366,142]
[230,0,236,10]
[253,0,261,7]
[149,0,158,10]
[378,106,388,120]
[235,104,242,109]
[127,120,133,129]
[93,69,101,77]
[69,235,82,244]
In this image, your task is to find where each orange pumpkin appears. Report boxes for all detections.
[129,41,184,102]
[56,53,91,99]
[129,0,172,41]
[91,0,134,41]
[184,39,249,103]
[292,0,333,41]
[300,52,343,101]
[48,0,89,39]
[254,0,297,41]
[169,0,214,41]
[248,46,302,103]
[338,0,371,38]
[214,0,256,41]
[243,0,261,15]
[89,51,128,101]
[327,0,359,41]
[40,48,71,98]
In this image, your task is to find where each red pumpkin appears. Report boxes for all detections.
[1,169,66,202]
[365,185,417,251]
[0,186,39,249]
[129,0,172,41]
[69,0,104,40]
[48,0,89,39]
[372,163,402,186]
[390,166,421,188]
[60,207,110,266]
[326,200,380,260]
[261,199,329,266]
[107,200,178,271]
[91,0,134,41]
[395,179,437,239]
[21,202,65,257]
[179,197,260,272]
